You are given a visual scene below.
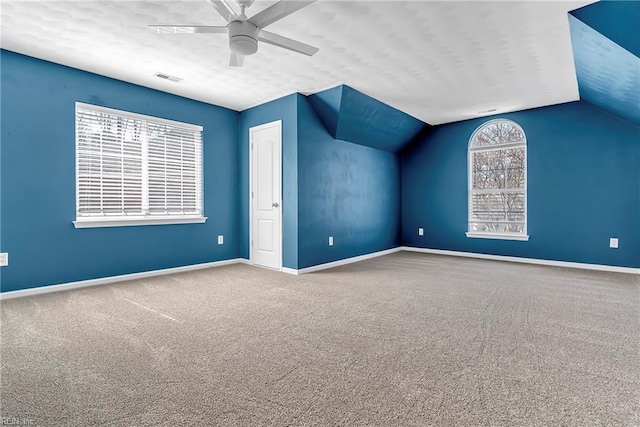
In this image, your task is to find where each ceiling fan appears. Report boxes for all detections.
[150,0,319,67]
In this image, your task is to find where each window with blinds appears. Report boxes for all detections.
[74,103,204,228]
[467,119,528,240]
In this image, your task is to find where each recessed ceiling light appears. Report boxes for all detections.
[154,72,182,83]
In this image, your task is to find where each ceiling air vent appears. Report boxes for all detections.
[154,72,182,83]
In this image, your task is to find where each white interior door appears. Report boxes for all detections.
[250,120,282,270]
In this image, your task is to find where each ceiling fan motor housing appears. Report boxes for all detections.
[229,20,258,55]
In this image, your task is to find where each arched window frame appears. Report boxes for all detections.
[466,119,529,241]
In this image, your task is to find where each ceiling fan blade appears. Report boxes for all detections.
[258,30,318,56]
[207,0,239,23]
[149,25,228,34]
[249,0,316,29]
[229,51,245,67]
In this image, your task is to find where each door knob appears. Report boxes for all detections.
[272,202,279,208]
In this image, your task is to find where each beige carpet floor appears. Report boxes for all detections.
[1,252,638,426]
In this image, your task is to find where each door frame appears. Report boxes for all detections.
[249,120,283,270]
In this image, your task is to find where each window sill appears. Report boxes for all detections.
[466,232,529,241]
[73,216,207,229]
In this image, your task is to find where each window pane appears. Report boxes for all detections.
[471,120,526,148]
[147,125,202,216]
[472,147,525,190]
[470,221,525,233]
[472,191,525,219]
[76,110,144,217]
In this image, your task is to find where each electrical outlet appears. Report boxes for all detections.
[419,228,424,236]
[0,252,8,267]
[217,235,224,245]
[609,238,618,249]
[329,236,333,246]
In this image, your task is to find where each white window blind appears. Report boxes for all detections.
[467,119,528,240]
[75,103,204,228]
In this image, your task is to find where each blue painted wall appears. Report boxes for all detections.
[402,101,640,268]
[238,94,299,269]
[570,0,640,58]
[4,42,638,291]
[308,85,428,153]
[337,85,427,152]
[306,85,341,137]
[297,95,401,268]
[568,15,640,126]
[0,50,240,292]
[0,51,3,287]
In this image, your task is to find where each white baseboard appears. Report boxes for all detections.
[4,247,636,300]
[283,247,403,275]
[0,258,246,300]
[401,246,640,274]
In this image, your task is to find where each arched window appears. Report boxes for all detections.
[467,119,528,241]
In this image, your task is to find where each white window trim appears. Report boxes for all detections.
[73,216,207,229]
[467,118,528,241]
[74,102,205,228]
[465,232,529,241]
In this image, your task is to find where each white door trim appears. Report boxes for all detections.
[249,120,283,270]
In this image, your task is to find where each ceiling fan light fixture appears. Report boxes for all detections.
[230,35,258,55]
[228,20,258,56]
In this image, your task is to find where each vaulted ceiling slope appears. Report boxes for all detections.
[570,0,640,57]
[307,85,428,153]
[0,0,593,125]
[568,0,640,126]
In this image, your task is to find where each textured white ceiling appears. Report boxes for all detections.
[1,0,595,124]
